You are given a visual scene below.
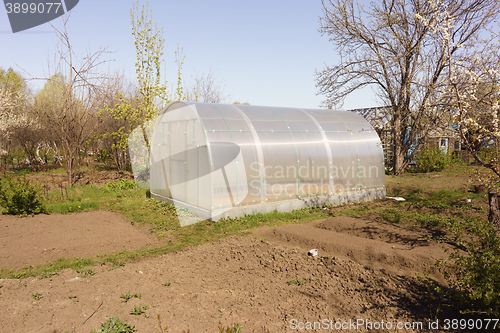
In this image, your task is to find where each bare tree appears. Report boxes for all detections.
[185,69,230,103]
[316,0,500,174]
[38,14,112,185]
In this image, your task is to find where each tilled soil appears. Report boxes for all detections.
[0,211,163,269]
[0,212,462,333]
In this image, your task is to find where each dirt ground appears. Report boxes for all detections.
[27,170,135,187]
[0,207,465,333]
[0,212,163,269]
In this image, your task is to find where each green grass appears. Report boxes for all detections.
[0,257,95,280]
[379,183,488,230]
[0,198,336,280]
[77,268,96,277]
[404,188,485,208]
[379,208,452,228]
[48,201,100,214]
[38,167,67,174]
[327,204,376,217]
[385,164,476,196]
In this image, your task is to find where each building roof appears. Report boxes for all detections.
[347,106,391,129]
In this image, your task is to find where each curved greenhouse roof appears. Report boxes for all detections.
[145,102,385,226]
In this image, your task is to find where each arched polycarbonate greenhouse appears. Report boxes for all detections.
[133,102,385,226]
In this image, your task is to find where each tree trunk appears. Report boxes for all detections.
[393,144,405,175]
[393,124,405,175]
[67,157,73,187]
[392,110,405,175]
[488,190,500,229]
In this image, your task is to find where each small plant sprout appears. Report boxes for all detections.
[120,291,141,303]
[163,280,171,287]
[130,304,148,315]
[218,323,244,333]
[287,279,307,285]
[91,315,137,333]
[31,292,42,300]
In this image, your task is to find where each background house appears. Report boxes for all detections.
[348,107,463,168]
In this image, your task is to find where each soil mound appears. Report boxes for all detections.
[253,216,451,284]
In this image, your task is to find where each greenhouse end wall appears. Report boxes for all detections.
[148,102,385,225]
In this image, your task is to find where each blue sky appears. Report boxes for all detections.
[0,0,378,109]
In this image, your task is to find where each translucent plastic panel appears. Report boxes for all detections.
[327,132,359,192]
[205,131,248,210]
[196,104,229,131]
[230,131,261,205]
[150,104,209,226]
[292,131,331,195]
[149,119,170,198]
[184,144,210,208]
[272,107,320,132]
[217,104,253,131]
[257,131,299,199]
[305,109,350,132]
[239,106,290,132]
[200,104,262,207]
[353,130,385,188]
[128,117,158,189]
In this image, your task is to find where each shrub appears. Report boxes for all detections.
[415,146,451,172]
[96,148,111,163]
[91,315,137,333]
[438,217,500,316]
[0,175,47,215]
[101,180,138,192]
